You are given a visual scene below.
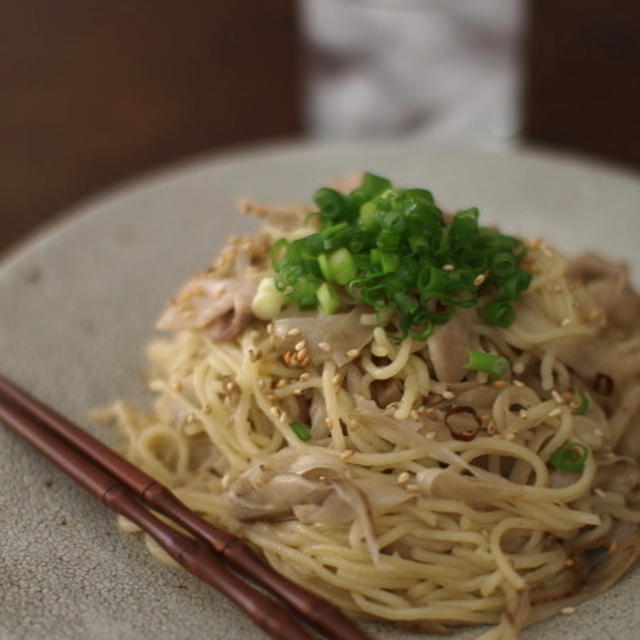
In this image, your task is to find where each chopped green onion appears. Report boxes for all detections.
[327,248,357,285]
[358,201,378,229]
[313,188,347,221]
[317,253,331,281]
[270,238,289,268]
[272,174,531,337]
[371,249,399,274]
[491,252,517,277]
[289,421,312,442]
[402,187,434,204]
[463,350,510,376]
[360,172,392,199]
[481,300,516,327]
[575,390,590,415]
[317,282,341,314]
[499,269,532,300]
[291,275,320,309]
[549,442,588,473]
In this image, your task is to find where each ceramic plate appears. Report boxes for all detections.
[1,142,639,640]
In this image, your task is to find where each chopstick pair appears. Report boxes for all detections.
[0,374,372,640]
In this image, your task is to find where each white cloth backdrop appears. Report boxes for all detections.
[300,0,523,148]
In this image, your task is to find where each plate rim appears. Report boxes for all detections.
[2,139,638,275]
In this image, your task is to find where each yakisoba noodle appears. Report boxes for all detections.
[100,175,640,639]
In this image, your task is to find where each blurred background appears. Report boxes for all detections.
[2,0,639,255]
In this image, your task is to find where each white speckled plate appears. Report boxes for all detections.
[1,142,639,640]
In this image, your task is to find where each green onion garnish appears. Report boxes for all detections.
[289,421,311,442]
[463,350,510,376]
[549,442,589,473]
[273,173,531,338]
[481,299,516,327]
[317,282,341,314]
[327,248,357,285]
[574,390,589,415]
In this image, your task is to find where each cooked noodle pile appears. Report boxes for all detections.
[100,184,640,639]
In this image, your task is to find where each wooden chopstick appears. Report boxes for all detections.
[0,374,372,640]
[0,399,316,640]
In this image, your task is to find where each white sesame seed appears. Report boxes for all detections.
[518,409,528,419]
[332,373,343,386]
[324,417,333,428]
[286,328,301,337]
[594,488,607,498]
[346,349,360,359]
[397,472,410,485]
[406,483,419,492]
[269,407,279,418]
[513,362,525,374]
[294,340,306,352]
[513,379,525,388]
[442,264,455,271]
[551,390,565,404]
[442,390,455,400]
[340,449,354,459]
[560,607,575,615]
[425,431,436,440]
[561,317,571,328]
[318,341,331,352]
[594,428,604,437]
[299,372,311,382]
[548,407,562,418]
[473,272,488,286]
[410,410,419,421]
[504,432,516,441]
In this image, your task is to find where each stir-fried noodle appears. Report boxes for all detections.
[99,178,640,639]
